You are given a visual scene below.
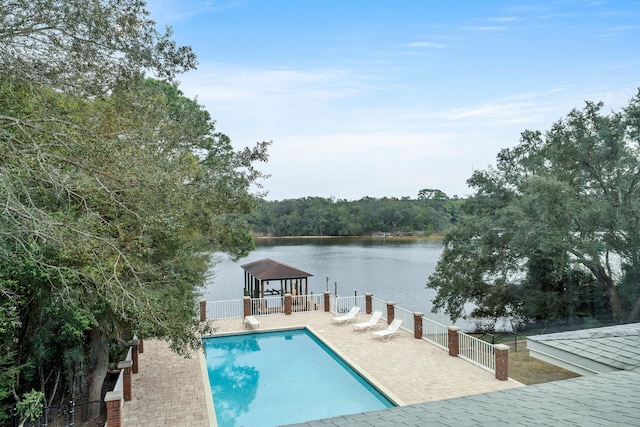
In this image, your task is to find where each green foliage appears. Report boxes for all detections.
[16,390,44,425]
[427,90,640,326]
[0,0,270,419]
[248,193,461,237]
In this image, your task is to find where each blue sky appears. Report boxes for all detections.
[146,0,640,201]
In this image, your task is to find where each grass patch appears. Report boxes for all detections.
[508,341,581,385]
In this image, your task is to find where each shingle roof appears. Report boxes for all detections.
[283,370,640,426]
[528,323,640,371]
[240,258,313,280]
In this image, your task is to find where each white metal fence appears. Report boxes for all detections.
[371,297,388,318]
[458,331,496,373]
[421,317,449,350]
[206,299,244,319]
[391,305,415,333]
[330,294,366,315]
[202,294,497,374]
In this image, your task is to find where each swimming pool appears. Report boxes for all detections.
[203,328,395,427]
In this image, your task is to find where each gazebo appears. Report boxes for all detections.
[241,258,313,298]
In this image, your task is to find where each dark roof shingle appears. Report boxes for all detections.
[241,258,313,280]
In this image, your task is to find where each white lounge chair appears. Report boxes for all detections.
[372,319,403,340]
[243,315,260,328]
[331,306,360,324]
[352,311,383,331]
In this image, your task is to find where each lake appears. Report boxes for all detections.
[203,237,474,329]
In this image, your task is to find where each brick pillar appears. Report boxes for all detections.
[199,300,206,322]
[413,312,423,339]
[244,296,251,317]
[138,336,144,354]
[284,293,292,315]
[104,391,122,427]
[365,293,373,314]
[129,338,139,374]
[117,360,133,401]
[386,301,395,324]
[324,291,331,312]
[494,344,509,381]
[448,326,460,357]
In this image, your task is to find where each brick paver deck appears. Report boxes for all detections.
[121,311,523,426]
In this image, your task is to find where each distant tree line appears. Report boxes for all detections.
[247,190,462,236]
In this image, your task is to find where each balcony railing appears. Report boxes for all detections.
[458,331,496,373]
[201,293,498,374]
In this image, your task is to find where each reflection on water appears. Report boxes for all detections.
[204,237,475,327]
[204,337,260,426]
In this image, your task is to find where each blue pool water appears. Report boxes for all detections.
[203,329,395,427]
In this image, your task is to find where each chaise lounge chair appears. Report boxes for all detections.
[352,311,383,331]
[371,319,403,340]
[243,315,260,328]
[331,306,360,324]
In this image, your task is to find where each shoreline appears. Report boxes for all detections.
[253,234,444,241]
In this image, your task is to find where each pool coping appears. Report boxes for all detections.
[198,347,218,426]
[201,325,405,426]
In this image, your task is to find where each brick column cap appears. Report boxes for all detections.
[365,292,373,296]
[448,326,461,331]
[128,338,139,346]
[494,344,510,351]
[117,360,133,369]
[324,291,331,294]
[284,293,292,296]
[386,301,396,305]
[413,312,424,317]
[104,391,123,402]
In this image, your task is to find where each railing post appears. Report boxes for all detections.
[324,291,331,312]
[118,360,133,401]
[365,293,373,314]
[199,300,207,321]
[386,301,395,324]
[104,391,122,427]
[448,326,460,357]
[413,312,423,339]
[494,344,509,381]
[244,296,251,317]
[128,337,139,374]
[284,293,292,315]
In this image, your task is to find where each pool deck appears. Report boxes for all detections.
[121,311,523,426]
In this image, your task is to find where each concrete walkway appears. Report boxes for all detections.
[121,311,523,426]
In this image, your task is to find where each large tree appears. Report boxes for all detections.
[427,91,640,327]
[1,0,270,421]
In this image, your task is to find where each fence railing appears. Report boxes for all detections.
[207,299,244,319]
[292,294,324,312]
[330,294,366,315]
[391,305,415,333]
[202,293,498,375]
[421,317,449,350]
[111,345,133,409]
[458,331,496,373]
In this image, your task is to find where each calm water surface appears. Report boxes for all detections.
[204,329,394,427]
[204,237,470,327]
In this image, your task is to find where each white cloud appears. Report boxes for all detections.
[405,41,446,49]
[179,64,365,103]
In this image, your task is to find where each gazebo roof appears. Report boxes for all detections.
[240,258,313,281]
